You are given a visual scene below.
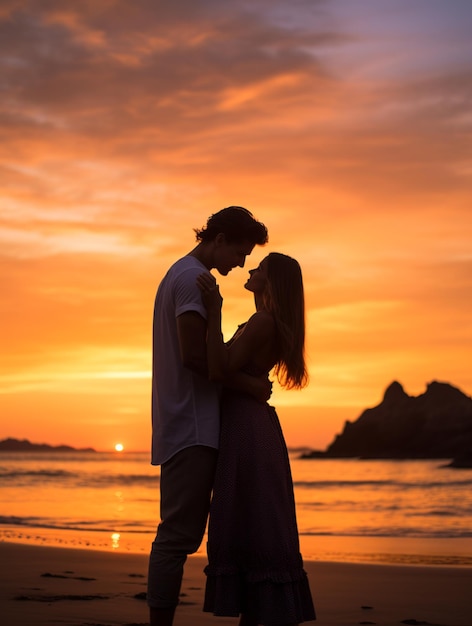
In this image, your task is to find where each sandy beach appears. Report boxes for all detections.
[1,542,471,626]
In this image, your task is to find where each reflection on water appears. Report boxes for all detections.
[1,452,471,566]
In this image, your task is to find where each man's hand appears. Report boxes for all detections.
[249,375,273,403]
[224,372,273,402]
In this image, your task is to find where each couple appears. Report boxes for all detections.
[148,206,316,626]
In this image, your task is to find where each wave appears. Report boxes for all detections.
[1,469,74,479]
[2,515,472,540]
[0,515,150,534]
[293,479,472,489]
[3,471,469,490]
[0,469,159,487]
[300,527,472,539]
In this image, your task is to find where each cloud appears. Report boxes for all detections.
[1,0,471,447]
[2,0,470,211]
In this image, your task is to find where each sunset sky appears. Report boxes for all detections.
[1,0,471,452]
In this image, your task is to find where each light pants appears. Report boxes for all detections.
[147,445,218,608]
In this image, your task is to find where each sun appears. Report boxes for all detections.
[114,443,124,452]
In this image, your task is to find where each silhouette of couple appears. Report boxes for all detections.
[148,207,316,626]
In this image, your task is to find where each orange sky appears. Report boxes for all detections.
[1,1,471,452]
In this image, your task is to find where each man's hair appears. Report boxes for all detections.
[194,206,268,245]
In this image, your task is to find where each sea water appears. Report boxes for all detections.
[1,451,471,566]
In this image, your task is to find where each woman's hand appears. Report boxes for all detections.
[196,273,223,311]
[196,273,226,380]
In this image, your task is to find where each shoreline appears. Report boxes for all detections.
[2,526,472,568]
[1,541,472,626]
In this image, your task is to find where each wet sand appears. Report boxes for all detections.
[1,541,471,625]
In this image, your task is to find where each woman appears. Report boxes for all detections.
[197,252,316,626]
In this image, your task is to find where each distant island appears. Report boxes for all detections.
[0,438,96,453]
[302,380,472,467]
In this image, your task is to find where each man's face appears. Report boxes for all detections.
[214,238,255,276]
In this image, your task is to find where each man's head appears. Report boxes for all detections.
[194,206,268,246]
[194,206,268,275]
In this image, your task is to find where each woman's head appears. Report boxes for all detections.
[265,252,304,310]
[249,252,308,389]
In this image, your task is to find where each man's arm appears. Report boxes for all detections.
[176,310,208,377]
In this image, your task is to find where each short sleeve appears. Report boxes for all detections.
[174,266,208,320]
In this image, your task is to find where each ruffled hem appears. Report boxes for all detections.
[203,566,316,625]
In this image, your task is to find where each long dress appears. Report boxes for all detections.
[203,363,316,625]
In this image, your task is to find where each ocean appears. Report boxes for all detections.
[1,451,471,567]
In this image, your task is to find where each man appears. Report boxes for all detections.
[148,206,269,626]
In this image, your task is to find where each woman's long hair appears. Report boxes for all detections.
[264,253,308,389]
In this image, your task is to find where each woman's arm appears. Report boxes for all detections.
[225,370,273,402]
[196,273,227,381]
[196,273,275,383]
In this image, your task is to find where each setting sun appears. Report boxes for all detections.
[0,0,470,456]
[114,443,124,453]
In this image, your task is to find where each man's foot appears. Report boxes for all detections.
[149,606,176,626]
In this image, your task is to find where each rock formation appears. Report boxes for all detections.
[321,380,472,460]
[0,438,95,453]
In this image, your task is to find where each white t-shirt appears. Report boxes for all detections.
[151,256,220,465]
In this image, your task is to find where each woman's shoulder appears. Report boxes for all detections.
[247,309,274,322]
[245,310,276,334]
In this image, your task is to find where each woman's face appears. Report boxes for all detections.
[244,257,269,294]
